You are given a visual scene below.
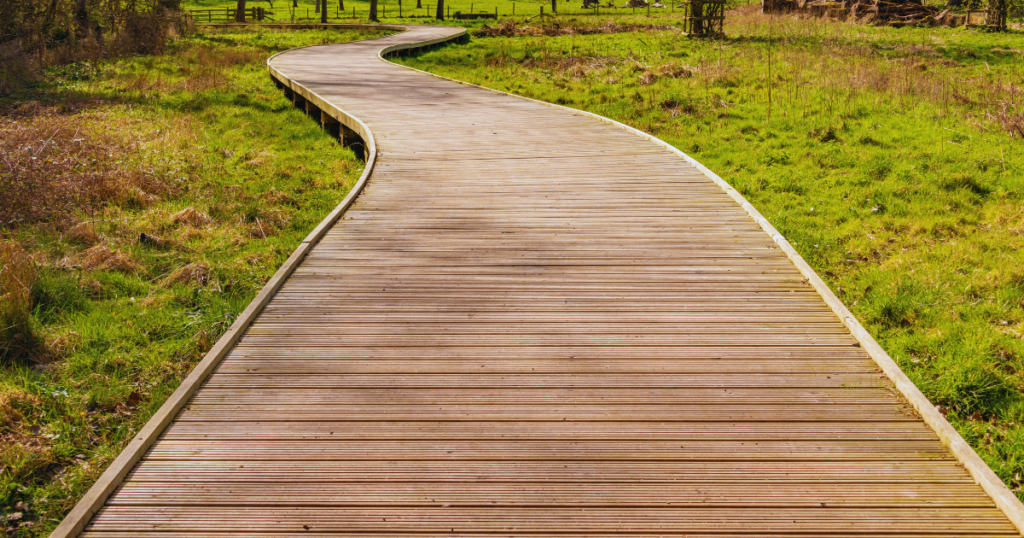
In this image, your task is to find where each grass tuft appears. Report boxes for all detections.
[0,243,39,363]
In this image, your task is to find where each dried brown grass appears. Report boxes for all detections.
[247,219,280,239]
[488,52,621,78]
[0,241,39,362]
[165,262,210,287]
[170,206,211,227]
[0,111,171,226]
[64,221,100,245]
[262,188,296,206]
[74,245,143,274]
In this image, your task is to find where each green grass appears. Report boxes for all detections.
[0,26,391,535]
[395,11,1024,495]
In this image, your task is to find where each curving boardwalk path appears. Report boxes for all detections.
[56,25,1024,537]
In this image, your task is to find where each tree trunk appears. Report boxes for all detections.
[315,0,320,13]
[235,0,247,21]
[369,0,378,20]
[321,0,328,21]
[339,0,344,10]
[417,0,421,8]
[435,0,444,19]
[552,0,557,12]
[74,0,90,39]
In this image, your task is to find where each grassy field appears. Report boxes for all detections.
[3,7,1024,535]
[0,26,391,535]
[393,10,1024,496]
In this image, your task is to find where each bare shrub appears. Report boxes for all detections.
[0,241,39,362]
[111,12,171,56]
[0,40,38,96]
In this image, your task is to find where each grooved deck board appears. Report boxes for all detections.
[76,25,1021,537]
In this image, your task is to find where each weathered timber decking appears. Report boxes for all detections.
[54,25,1024,537]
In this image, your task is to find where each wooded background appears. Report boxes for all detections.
[0,0,184,93]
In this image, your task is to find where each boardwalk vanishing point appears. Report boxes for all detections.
[51,24,1024,537]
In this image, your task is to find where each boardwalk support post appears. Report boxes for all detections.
[321,111,339,138]
[340,123,366,160]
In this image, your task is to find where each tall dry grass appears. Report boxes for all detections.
[0,111,173,227]
[0,242,38,362]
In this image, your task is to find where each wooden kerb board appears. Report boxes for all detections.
[51,23,1024,538]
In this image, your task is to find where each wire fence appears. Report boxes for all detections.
[190,1,710,23]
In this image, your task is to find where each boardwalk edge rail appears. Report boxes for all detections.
[46,24,462,538]
[48,23,1024,538]
[380,38,1024,534]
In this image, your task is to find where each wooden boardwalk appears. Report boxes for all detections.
[54,25,1024,537]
